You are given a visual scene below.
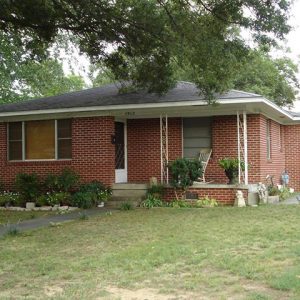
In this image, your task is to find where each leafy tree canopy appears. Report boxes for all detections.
[0,31,85,103]
[0,0,293,99]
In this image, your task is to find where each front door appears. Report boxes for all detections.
[115,121,127,183]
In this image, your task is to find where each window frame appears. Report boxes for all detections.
[7,119,72,162]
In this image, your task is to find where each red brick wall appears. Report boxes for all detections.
[284,124,300,190]
[0,116,115,189]
[164,186,248,206]
[127,118,182,183]
[258,116,285,185]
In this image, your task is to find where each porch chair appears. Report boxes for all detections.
[198,148,212,183]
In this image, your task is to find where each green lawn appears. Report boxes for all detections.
[1,206,300,299]
[0,210,58,225]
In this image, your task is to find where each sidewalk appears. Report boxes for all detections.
[0,208,112,237]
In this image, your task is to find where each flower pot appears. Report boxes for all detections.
[225,170,238,184]
[267,195,280,204]
[98,202,105,208]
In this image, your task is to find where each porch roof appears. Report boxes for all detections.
[0,81,298,124]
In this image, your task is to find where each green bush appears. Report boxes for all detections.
[147,184,165,198]
[58,168,80,192]
[169,158,202,200]
[268,186,280,196]
[36,194,48,207]
[141,195,163,208]
[196,196,218,208]
[48,192,72,206]
[167,200,192,208]
[279,187,292,201]
[15,173,41,204]
[44,174,60,192]
[71,192,95,209]
[0,192,20,207]
[79,180,111,203]
[120,202,134,210]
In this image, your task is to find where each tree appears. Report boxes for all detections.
[176,49,299,107]
[233,51,299,107]
[0,0,292,98]
[0,31,85,103]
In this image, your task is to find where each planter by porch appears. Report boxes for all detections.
[267,195,280,204]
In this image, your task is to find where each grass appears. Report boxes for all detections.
[0,206,300,299]
[0,210,58,225]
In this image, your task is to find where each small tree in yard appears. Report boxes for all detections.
[169,158,202,200]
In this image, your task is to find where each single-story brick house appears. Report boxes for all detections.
[0,81,300,204]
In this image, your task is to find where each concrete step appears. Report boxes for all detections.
[112,189,147,197]
[112,183,148,190]
[106,197,143,208]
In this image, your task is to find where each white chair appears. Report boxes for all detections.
[198,148,212,183]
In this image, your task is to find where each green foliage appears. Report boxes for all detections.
[0,192,20,207]
[196,196,219,208]
[233,50,299,107]
[4,223,20,237]
[36,195,48,207]
[120,202,134,211]
[279,187,292,201]
[57,168,80,193]
[141,195,163,209]
[15,173,41,203]
[78,211,89,220]
[46,192,72,206]
[0,32,85,104]
[0,1,293,98]
[79,180,111,203]
[169,158,202,199]
[218,158,244,184]
[268,186,281,196]
[167,200,192,208]
[71,192,95,209]
[147,184,165,198]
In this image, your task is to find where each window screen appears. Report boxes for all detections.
[183,117,212,159]
[57,119,72,159]
[8,122,23,160]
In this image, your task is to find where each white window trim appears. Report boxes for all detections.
[8,120,72,162]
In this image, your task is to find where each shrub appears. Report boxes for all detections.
[79,180,111,204]
[0,191,20,207]
[169,158,202,200]
[167,200,192,208]
[268,186,280,196]
[147,184,165,198]
[141,195,163,209]
[279,187,292,201]
[120,202,134,210]
[44,174,60,193]
[36,194,48,207]
[58,168,80,192]
[15,173,41,204]
[196,196,218,208]
[71,192,95,209]
[47,192,72,206]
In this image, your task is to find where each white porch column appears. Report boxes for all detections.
[237,111,248,185]
[160,114,169,184]
[243,111,248,185]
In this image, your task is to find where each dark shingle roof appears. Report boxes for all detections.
[0,81,262,113]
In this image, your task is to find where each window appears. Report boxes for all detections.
[8,119,72,161]
[266,119,271,160]
[183,117,212,159]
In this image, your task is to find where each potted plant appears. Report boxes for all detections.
[267,186,280,204]
[218,158,244,184]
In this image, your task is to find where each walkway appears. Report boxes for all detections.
[0,208,111,237]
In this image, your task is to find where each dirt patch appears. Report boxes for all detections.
[104,286,208,300]
[44,285,64,297]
